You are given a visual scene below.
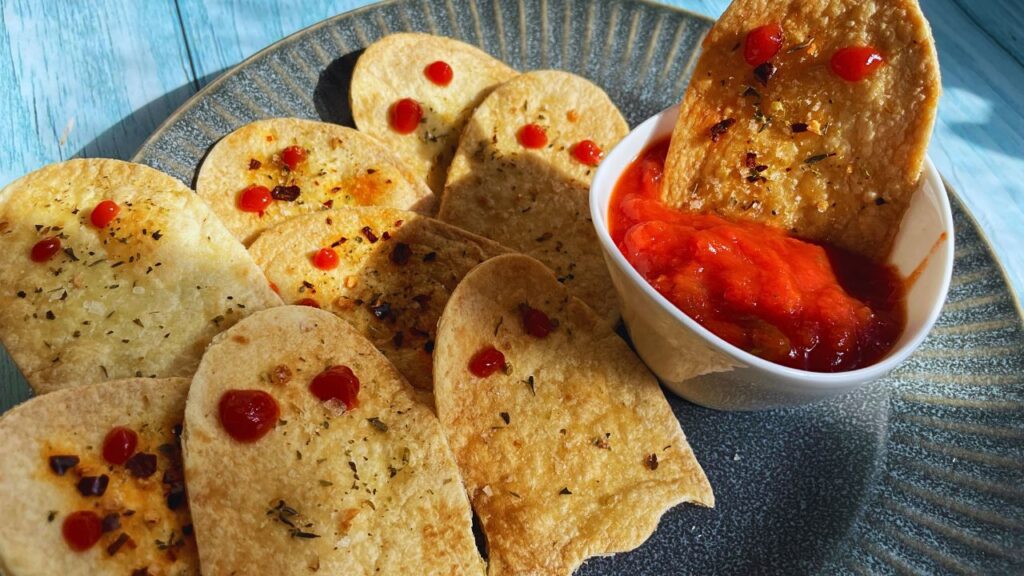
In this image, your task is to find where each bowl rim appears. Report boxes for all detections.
[589,104,955,388]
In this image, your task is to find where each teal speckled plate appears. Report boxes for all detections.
[3,0,1022,573]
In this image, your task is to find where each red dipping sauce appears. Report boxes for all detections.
[609,138,906,372]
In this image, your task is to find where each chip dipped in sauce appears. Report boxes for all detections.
[609,138,906,372]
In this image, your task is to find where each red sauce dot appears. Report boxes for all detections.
[309,365,360,410]
[102,426,138,465]
[520,306,554,339]
[744,23,784,66]
[424,60,453,86]
[89,200,120,229]
[218,389,280,442]
[238,185,273,215]
[390,98,423,134]
[281,146,307,171]
[831,46,885,82]
[312,247,339,271]
[30,237,61,263]
[518,124,548,149]
[295,298,320,308]
[62,511,103,552]
[469,346,506,377]
[269,282,280,294]
[572,140,603,166]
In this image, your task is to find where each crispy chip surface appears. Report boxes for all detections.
[183,306,484,575]
[0,159,281,394]
[664,0,940,260]
[434,254,713,576]
[196,117,434,245]
[351,33,516,193]
[249,207,508,394]
[0,378,197,576]
[438,70,629,326]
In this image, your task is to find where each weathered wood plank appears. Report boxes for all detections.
[0,0,196,187]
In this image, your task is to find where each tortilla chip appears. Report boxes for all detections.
[248,206,508,394]
[438,70,629,326]
[182,306,484,575]
[0,377,197,576]
[351,33,516,194]
[663,0,940,260]
[0,159,282,394]
[434,254,713,576]
[196,117,435,245]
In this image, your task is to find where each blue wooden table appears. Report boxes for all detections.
[1,0,1021,304]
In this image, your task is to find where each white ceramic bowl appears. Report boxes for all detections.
[590,105,954,411]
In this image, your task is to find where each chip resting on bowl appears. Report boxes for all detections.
[182,306,484,575]
[433,254,713,575]
[248,206,508,394]
[351,33,516,193]
[438,70,629,326]
[663,0,940,260]
[0,377,196,576]
[196,117,435,245]
[0,159,282,394]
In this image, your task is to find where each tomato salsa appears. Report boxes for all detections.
[609,138,906,372]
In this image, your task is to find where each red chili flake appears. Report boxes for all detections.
[312,247,339,271]
[77,475,109,497]
[30,237,61,263]
[101,513,120,533]
[90,200,120,229]
[744,152,757,168]
[831,46,884,81]
[62,511,103,551]
[124,452,157,478]
[49,455,80,476]
[469,346,506,377]
[296,298,320,308]
[281,146,307,171]
[360,226,379,243]
[645,453,659,470]
[710,118,736,142]
[271,185,301,201]
[745,23,784,66]
[519,305,554,339]
[309,365,360,411]
[218,389,280,443]
[102,426,138,465]
[753,61,777,85]
[518,124,548,149]
[389,242,411,265]
[106,532,134,556]
[571,140,602,166]
[238,185,273,214]
[791,122,809,133]
[248,158,262,170]
[269,282,280,294]
[390,98,423,134]
[424,60,453,86]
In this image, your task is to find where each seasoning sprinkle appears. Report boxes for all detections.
[368,417,389,432]
[710,118,736,143]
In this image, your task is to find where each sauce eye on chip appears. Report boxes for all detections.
[182,306,484,575]
[247,206,509,395]
[663,0,941,260]
[351,33,517,193]
[438,70,629,327]
[433,254,713,575]
[196,117,435,246]
[0,159,282,394]
[0,377,197,575]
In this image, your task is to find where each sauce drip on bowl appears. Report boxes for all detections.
[609,138,905,372]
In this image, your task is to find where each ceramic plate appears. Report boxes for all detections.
[3,0,1021,573]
